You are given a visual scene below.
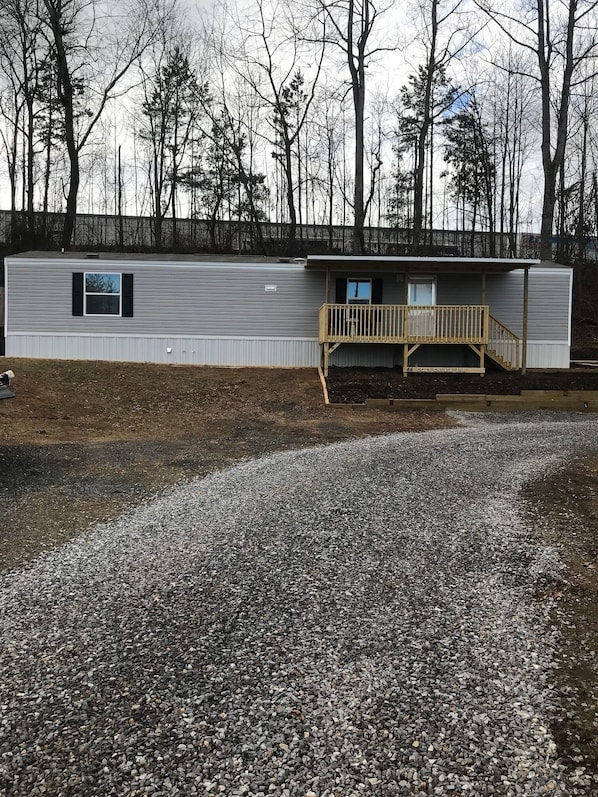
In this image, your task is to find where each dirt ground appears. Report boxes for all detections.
[327,364,598,403]
[524,457,598,783]
[1,357,598,782]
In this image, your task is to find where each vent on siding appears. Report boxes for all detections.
[85,252,100,259]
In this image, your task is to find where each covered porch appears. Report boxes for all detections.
[306,255,536,376]
[318,303,519,375]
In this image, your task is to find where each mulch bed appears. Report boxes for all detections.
[326,364,598,403]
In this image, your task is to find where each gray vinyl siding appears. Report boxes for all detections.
[5,256,572,368]
[437,274,483,305]
[6,258,325,337]
[487,269,571,341]
[439,269,571,343]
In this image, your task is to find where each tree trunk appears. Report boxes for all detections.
[540,165,556,260]
[537,0,576,261]
[576,111,588,264]
[412,0,437,254]
[42,102,54,242]
[351,62,366,254]
[7,100,19,244]
[26,96,35,241]
[44,0,79,249]
[327,130,334,250]
[283,136,297,255]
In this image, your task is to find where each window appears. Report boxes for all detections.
[72,272,134,317]
[347,278,372,304]
[85,272,121,315]
[335,277,383,305]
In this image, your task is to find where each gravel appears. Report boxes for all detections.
[1,414,597,796]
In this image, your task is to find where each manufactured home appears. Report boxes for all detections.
[3,252,573,374]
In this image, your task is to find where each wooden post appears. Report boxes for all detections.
[403,272,409,377]
[325,268,330,304]
[522,267,529,375]
[481,274,487,377]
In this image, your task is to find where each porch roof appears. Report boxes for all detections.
[305,255,545,274]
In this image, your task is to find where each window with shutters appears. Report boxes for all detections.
[347,278,372,304]
[335,277,383,305]
[72,272,134,317]
[84,272,121,315]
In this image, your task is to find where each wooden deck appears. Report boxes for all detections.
[319,304,520,375]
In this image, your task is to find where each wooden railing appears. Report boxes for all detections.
[319,304,489,345]
[488,315,520,369]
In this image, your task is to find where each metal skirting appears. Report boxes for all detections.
[5,334,570,370]
[5,334,321,367]
[524,342,571,369]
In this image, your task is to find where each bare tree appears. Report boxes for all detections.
[221,0,325,254]
[310,86,345,249]
[312,0,394,253]
[402,0,477,253]
[476,0,598,260]
[0,0,48,242]
[0,81,24,242]
[40,0,173,249]
[487,48,535,257]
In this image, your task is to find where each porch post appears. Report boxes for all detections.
[325,268,330,303]
[522,267,529,374]
[481,273,487,376]
[403,272,409,377]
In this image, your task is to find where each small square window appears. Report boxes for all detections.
[84,272,121,316]
[347,279,371,304]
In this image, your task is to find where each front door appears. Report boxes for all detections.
[407,277,436,338]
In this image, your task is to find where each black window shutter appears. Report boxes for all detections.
[122,274,134,317]
[372,278,383,304]
[72,272,83,316]
[335,277,347,304]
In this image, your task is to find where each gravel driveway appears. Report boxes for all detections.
[1,414,597,796]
